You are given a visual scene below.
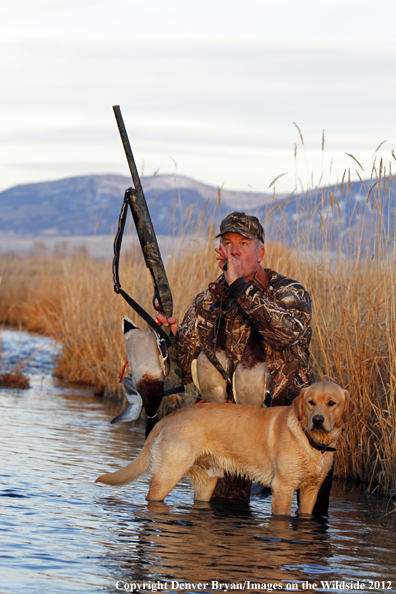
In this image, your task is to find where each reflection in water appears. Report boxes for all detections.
[0,330,396,594]
[98,498,335,587]
[96,492,396,591]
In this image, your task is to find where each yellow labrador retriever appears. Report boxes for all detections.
[96,381,354,515]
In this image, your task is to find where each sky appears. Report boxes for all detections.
[1,0,396,195]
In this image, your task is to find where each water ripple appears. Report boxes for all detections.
[0,331,395,593]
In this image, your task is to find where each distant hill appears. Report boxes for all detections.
[0,173,395,253]
[258,175,396,251]
[0,174,275,237]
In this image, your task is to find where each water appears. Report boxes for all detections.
[0,330,395,594]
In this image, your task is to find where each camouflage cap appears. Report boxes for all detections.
[216,212,265,244]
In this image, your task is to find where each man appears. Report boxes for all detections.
[158,212,313,404]
[157,212,330,510]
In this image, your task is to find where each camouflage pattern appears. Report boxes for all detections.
[210,474,252,501]
[112,107,184,395]
[216,211,265,243]
[177,268,313,406]
[128,191,173,321]
[128,189,184,395]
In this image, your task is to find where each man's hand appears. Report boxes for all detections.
[215,243,243,285]
[155,313,179,335]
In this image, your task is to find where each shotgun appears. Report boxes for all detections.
[112,105,184,400]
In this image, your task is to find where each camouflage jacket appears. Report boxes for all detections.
[176,267,314,406]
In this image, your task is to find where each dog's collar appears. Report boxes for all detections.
[305,432,336,454]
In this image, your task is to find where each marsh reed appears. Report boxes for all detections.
[1,160,395,497]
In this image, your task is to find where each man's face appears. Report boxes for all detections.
[220,232,265,280]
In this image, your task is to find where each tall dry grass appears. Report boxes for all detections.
[1,161,395,497]
[269,155,396,497]
[0,234,294,395]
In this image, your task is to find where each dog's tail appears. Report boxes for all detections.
[95,422,161,487]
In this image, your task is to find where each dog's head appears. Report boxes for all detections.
[293,381,355,436]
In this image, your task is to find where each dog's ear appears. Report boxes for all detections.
[292,389,306,421]
[342,390,355,422]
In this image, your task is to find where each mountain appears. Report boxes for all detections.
[257,176,396,251]
[0,173,395,253]
[0,174,275,237]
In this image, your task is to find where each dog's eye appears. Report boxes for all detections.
[327,400,336,407]
[308,400,315,406]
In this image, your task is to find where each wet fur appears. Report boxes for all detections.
[96,381,354,515]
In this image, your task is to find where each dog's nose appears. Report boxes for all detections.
[312,414,325,427]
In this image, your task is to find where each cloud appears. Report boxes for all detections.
[1,3,396,193]
[2,0,396,39]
